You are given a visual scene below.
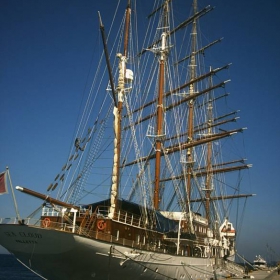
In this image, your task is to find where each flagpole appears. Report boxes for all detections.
[6,166,21,221]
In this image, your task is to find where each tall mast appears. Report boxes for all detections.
[109,0,131,218]
[205,68,214,224]
[186,0,198,209]
[154,1,169,210]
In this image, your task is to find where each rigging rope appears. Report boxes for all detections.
[123,95,151,220]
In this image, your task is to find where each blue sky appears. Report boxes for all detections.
[0,0,280,262]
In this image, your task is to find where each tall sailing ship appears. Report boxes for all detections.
[0,0,253,279]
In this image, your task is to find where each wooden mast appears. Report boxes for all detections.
[186,0,198,209]
[109,0,131,218]
[205,68,213,223]
[117,0,131,189]
[154,1,169,210]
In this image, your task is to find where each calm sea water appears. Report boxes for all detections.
[0,254,42,279]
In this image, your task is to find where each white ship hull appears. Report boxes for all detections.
[0,224,242,280]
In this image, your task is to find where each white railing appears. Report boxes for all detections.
[114,209,144,228]
[0,217,18,224]
[41,207,61,217]
[0,217,41,226]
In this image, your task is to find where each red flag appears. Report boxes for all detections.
[0,171,8,195]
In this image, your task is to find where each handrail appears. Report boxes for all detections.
[113,209,145,228]
[92,206,145,228]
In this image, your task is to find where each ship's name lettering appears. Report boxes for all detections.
[19,232,42,238]
[4,232,42,239]
[4,231,17,237]
[15,240,38,244]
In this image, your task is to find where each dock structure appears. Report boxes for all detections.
[243,269,279,280]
